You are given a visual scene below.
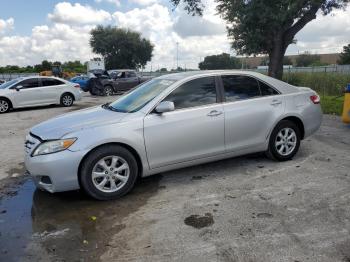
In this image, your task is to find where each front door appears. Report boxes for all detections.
[144,76,225,169]
[13,78,41,107]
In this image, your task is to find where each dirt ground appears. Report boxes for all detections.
[0,94,349,262]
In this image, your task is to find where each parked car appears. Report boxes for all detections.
[0,76,81,113]
[70,75,89,91]
[0,79,6,85]
[104,69,152,95]
[24,70,322,200]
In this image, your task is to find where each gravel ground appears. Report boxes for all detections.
[0,95,349,262]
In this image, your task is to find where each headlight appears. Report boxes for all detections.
[32,138,77,156]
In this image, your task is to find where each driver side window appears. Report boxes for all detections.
[164,77,217,110]
[15,78,40,89]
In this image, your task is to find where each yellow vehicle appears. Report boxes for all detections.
[39,64,76,79]
[342,84,350,124]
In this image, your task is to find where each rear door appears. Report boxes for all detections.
[125,71,140,89]
[40,78,66,103]
[144,76,225,168]
[221,75,284,152]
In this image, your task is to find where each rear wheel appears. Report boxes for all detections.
[60,93,74,107]
[0,98,11,113]
[266,120,301,161]
[80,145,138,200]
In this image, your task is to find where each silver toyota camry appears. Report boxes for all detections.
[24,71,322,200]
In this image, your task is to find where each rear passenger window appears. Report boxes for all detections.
[42,78,64,86]
[165,77,217,110]
[259,81,279,96]
[222,75,260,102]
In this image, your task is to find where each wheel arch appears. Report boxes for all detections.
[280,116,305,140]
[61,92,75,101]
[0,96,13,109]
[77,142,143,188]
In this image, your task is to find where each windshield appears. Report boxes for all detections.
[0,79,20,89]
[108,78,176,113]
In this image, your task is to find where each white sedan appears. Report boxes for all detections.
[0,76,82,113]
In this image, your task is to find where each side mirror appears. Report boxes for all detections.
[15,85,22,91]
[155,101,175,114]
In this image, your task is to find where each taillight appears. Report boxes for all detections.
[74,84,80,89]
[310,95,320,104]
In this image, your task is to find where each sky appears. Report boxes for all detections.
[0,0,349,70]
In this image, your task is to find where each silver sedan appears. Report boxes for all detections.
[24,71,322,200]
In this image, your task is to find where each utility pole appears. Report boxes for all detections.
[176,42,179,71]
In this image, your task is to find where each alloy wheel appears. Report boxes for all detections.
[91,155,130,193]
[0,100,9,113]
[105,87,113,96]
[275,127,297,156]
[62,95,73,106]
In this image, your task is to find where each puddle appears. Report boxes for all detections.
[0,175,161,262]
[184,213,214,229]
[256,213,273,218]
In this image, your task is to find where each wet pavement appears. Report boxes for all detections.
[0,175,161,262]
[1,98,350,262]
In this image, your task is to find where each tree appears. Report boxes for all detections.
[171,0,349,79]
[283,56,293,66]
[41,60,52,71]
[199,53,241,70]
[90,26,154,70]
[338,44,350,65]
[295,52,321,67]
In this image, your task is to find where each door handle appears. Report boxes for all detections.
[207,110,223,117]
[271,100,282,106]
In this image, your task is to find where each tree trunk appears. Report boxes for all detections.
[268,47,285,80]
[268,35,286,80]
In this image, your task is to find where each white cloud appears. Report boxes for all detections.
[0,1,349,69]
[48,2,112,25]
[0,18,14,34]
[287,8,350,54]
[0,24,94,66]
[95,0,121,7]
[129,0,158,6]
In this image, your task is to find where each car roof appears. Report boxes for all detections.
[157,70,298,94]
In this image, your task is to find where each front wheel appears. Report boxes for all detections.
[80,145,138,200]
[0,98,11,113]
[266,120,301,161]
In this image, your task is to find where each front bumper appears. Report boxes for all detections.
[25,148,87,193]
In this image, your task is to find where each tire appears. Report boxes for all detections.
[104,85,114,96]
[0,98,11,113]
[80,145,138,200]
[266,120,301,161]
[60,93,74,107]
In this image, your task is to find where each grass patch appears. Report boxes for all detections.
[283,72,350,96]
[320,95,344,115]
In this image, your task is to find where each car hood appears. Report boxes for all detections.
[31,106,127,140]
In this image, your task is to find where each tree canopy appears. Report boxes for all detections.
[199,53,241,70]
[90,26,154,70]
[0,60,86,74]
[171,0,349,79]
[338,44,350,65]
[295,53,322,67]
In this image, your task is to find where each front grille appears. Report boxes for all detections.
[24,134,41,155]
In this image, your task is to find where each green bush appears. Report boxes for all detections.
[320,96,344,115]
[283,72,350,96]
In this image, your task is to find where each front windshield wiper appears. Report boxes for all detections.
[102,103,127,113]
